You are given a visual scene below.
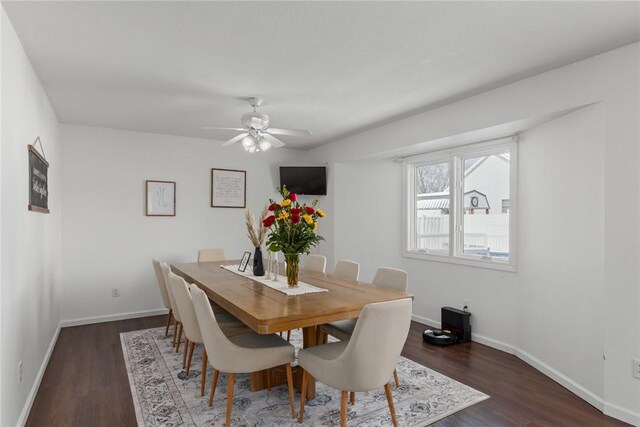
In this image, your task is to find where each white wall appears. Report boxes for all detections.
[310,43,640,424]
[60,125,306,323]
[517,104,605,400]
[1,7,62,427]
[333,161,403,282]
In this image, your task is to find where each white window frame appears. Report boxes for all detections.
[402,138,518,272]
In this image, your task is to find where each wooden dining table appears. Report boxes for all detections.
[171,260,413,398]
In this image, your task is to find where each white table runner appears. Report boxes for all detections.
[221,265,328,296]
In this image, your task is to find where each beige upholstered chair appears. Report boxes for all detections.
[371,267,408,291]
[303,254,327,273]
[332,260,360,281]
[298,298,412,427]
[197,248,227,262]
[195,248,233,316]
[317,266,408,387]
[152,259,173,336]
[191,285,297,426]
[167,273,252,396]
[159,262,184,350]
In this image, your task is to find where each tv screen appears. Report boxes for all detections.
[280,166,327,195]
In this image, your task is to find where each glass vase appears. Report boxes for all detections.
[284,253,300,287]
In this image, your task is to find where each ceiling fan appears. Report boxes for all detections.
[204,97,311,152]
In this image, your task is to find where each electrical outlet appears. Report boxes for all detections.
[18,360,23,384]
[633,358,640,379]
[112,287,119,297]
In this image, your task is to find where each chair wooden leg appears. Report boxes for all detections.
[350,391,355,405]
[285,363,296,419]
[164,309,173,336]
[172,320,179,347]
[298,369,308,423]
[176,324,183,352]
[182,338,189,368]
[322,332,328,344]
[286,330,291,342]
[208,369,219,406]
[186,342,195,375]
[341,390,348,427]
[393,368,400,388]
[384,383,398,427]
[226,373,235,427]
[201,348,207,396]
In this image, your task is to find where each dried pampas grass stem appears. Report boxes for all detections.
[246,208,268,247]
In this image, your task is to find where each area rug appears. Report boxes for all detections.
[121,327,488,426]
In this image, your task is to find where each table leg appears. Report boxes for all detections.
[249,326,317,399]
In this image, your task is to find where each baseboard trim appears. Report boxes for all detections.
[17,323,61,427]
[515,347,604,412]
[60,308,169,328]
[471,332,516,354]
[411,313,440,328]
[604,401,640,426]
[411,313,638,425]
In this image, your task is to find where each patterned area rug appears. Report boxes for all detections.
[120,327,488,426]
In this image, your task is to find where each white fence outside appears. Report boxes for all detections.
[416,213,509,256]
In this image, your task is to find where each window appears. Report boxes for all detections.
[404,138,517,270]
[502,199,510,214]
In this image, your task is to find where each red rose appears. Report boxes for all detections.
[291,214,301,224]
[289,193,298,202]
[268,203,281,211]
[291,207,302,215]
[262,215,275,227]
[305,207,315,215]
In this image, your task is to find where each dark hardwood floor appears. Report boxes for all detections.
[26,317,628,426]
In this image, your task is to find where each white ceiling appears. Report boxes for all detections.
[3,1,639,149]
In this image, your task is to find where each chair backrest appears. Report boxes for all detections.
[332,260,360,281]
[197,248,227,262]
[167,272,202,343]
[190,284,247,373]
[336,298,412,391]
[372,267,408,292]
[304,254,326,273]
[152,259,171,310]
[159,262,181,322]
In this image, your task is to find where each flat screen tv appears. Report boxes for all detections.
[279,166,327,195]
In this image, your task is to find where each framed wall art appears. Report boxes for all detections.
[211,168,246,208]
[145,180,176,216]
[28,138,50,214]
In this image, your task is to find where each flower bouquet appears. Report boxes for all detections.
[262,185,326,286]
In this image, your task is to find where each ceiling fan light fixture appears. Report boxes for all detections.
[242,135,255,148]
[258,139,272,151]
[247,144,257,153]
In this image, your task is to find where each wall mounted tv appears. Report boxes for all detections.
[279,166,327,195]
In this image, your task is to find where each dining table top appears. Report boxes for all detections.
[171,260,413,335]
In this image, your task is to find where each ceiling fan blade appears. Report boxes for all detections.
[203,127,247,132]
[262,133,285,148]
[221,133,248,147]
[266,128,311,137]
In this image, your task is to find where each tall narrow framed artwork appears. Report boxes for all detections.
[211,168,246,208]
[146,180,176,216]
[28,139,50,214]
